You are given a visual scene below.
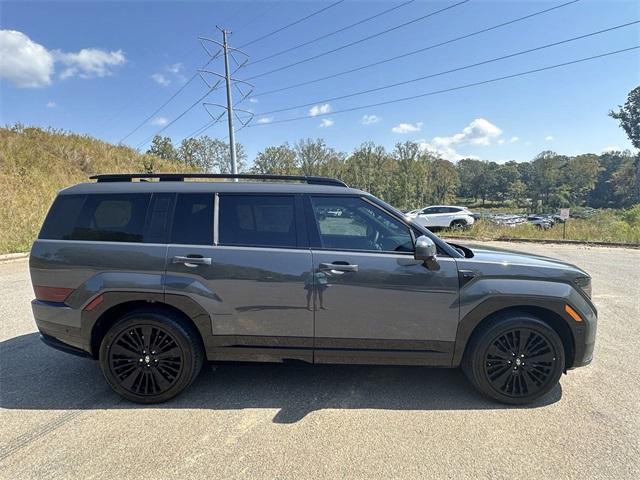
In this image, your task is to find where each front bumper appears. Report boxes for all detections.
[568,295,597,369]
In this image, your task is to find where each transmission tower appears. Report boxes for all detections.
[198,27,254,174]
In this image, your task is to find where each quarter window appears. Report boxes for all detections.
[218,195,297,248]
[310,196,413,252]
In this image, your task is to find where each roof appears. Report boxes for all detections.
[60,181,364,196]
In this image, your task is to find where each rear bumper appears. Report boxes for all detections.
[32,299,91,356]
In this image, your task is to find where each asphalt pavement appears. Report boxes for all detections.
[1,242,639,479]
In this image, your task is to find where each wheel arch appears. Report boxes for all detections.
[453,302,576,369]
[85,292,210,359]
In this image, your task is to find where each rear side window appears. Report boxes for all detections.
[218,195,297,248]
[171,194,214,245]
[72,194,150,242]
[39,193,172,243]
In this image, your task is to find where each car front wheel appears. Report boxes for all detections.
[99,310,204,404]
[462,312,565,404]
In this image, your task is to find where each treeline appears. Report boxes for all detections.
[147,134,638,211]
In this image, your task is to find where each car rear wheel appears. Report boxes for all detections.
[462,313,565,404]
[99,310,204,404]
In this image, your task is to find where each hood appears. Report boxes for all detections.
[453,242,589,279]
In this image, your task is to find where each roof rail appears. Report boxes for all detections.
[89,173,348,187]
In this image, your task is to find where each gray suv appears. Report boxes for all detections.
[30,173,597,405]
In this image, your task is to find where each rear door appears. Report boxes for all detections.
[165,193,314,362]
[307,195,460,366]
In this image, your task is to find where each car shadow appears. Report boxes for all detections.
[0,333,562,423]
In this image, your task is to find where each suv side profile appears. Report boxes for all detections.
[30,174,596,405]
[406,205,476,230]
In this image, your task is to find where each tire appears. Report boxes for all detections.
[449,220,466,231]
[462,312,565,405]
[99,309,204,404]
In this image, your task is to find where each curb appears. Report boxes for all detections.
[0,253,29,263]
[442,236,640,249]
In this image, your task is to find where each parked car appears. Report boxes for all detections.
[30,173,596,405]
[406,205,476,230]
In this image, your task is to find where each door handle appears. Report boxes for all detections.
[319,262,358,273]
[172,255,212,267]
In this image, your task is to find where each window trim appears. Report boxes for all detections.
[307,194,416,256]
[215,193,303,250]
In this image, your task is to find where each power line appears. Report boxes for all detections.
[244,0,471,81]
[244,46,639,127]
[119,57,215,144]
[255,21,640,117]
[238,0,346,49]
[253,0,581,98]
[250,0,416,65]
[233,3,280,35]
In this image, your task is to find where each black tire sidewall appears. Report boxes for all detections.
[465,315,565,405]
[99,312,201,404]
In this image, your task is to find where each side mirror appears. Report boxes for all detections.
[414,235,437,260]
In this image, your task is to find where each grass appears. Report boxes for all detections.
[0,125,191,253]
[438,208,640,245]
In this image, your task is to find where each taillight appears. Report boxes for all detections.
[34,286,74,303]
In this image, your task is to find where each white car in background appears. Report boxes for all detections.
[406,205,476,230]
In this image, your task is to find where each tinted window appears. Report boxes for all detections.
[219,195,296,248]
[311,196,413,252]
[72,194,151,242]
[40,194,152,242]
[39,195,86,240]
[171,194,213,245]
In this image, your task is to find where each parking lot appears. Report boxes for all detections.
[1,241,639,479]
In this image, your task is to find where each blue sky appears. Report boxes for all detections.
[1,0,639,164]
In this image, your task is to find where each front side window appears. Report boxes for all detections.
[310,196,413,252]
[218,195,297,248]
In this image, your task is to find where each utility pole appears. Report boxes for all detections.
[197,28,253,176]
[221,28,237,175]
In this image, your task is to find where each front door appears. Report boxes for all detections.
[307,195,460,366]
[165,193,314,362]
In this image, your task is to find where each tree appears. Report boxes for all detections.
[343,142,392,199]
[429,158,459,204]
[609,86,640,149]
[146,135,177,161]
[294,138,343,176]
[530,151,566,208]
[562,154,600,206]
[494,161,521,202]
[253,144,298,175]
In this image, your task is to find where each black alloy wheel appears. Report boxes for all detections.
[108,324,184,397]
[99,310,204,403]
[484,328,557,398]
[463,313,565,405]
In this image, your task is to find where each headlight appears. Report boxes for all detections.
[575,276,592,298]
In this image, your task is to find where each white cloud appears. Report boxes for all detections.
[498,139,505,145]
[602,145,621,153]
[319,118,334,128]
[257,116,272,124]
[166,63,182,74]
[0,30,54,87]
[55,48,125,79]
[249,98,259,103]
[150,116,168,126]
[46,101,57,108]
[361,114,380,125]
[0,30,126,87]
[509,136,519,143]
[392,121,423,134]
[545,135,554,141]
[309,103,331,116]
[418,118,502,161]
[151,73,171,86]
